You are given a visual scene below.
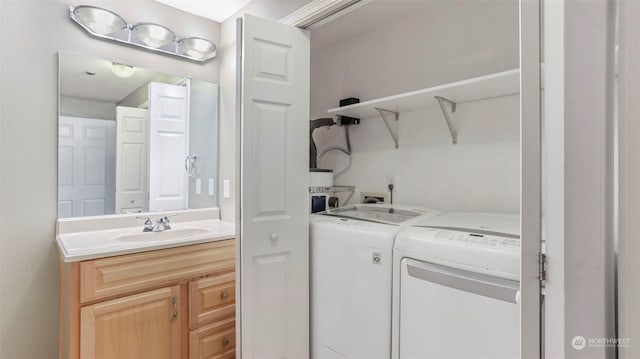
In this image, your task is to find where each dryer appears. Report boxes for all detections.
[310,204,442,359]
[392,212,520,359]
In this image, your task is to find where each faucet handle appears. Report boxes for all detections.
[162,213,177,223]
[136,216,154,232]
[136,216,152,224]
[158,214,173,230]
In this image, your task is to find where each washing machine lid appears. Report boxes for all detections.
[414,212,520,237]
[322,204,436,225]
[395,212,521,279]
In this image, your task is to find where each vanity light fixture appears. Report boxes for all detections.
[69,5,216,62]
[179,37,217,60]
[111,62,135,78]
[132,23,176,49]
[72,5,127,35]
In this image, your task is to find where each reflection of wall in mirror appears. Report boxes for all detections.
[189,81,219,208]
[58,70,219,218]
[113,79,219,210]
[60,97,116,120]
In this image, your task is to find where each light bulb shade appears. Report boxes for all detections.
[133,23,175,49]
[72,5,127,35]
[111,62,135,78]
[179,37,217,60]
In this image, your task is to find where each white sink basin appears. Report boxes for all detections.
[116,228,212,242]
[56,218,236,262]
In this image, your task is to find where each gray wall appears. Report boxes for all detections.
[188,81,219,208]
[0,1,220,357]
[117,83,150,108]
[59,96,116,120]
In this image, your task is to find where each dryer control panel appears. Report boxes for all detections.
[428,228,521,248]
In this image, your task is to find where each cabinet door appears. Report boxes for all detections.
[80,286,181,359]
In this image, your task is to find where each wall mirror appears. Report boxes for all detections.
[57,52,218,218]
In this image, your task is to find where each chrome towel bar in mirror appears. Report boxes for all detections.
[70,5,217,62]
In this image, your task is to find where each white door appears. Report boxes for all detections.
[240,14,310,359]
[58,116,116,218]
[148,82,189,211]
[115,106,149,214]
[520,0,543,358]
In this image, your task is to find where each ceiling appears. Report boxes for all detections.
[153,0,313,23]
[59,53,181,103]
[153,0,252,23]
[310,0,429,51]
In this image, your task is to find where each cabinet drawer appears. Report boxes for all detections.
[80,240,235,302]
[190,272,236,328]
[190,318,235,359]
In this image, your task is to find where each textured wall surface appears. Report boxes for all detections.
[310,0,520,212]
[0,1,219,357]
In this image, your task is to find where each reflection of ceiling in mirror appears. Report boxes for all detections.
[59,53,181,103]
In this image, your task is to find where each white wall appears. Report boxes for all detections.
[0,1,220,357]
[311,0,520,212]
[219,17,240,222]
[316,96,520,211]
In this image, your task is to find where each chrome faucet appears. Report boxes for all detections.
[153,216,172,232]
[136,216,154,232]
[137,213,177,232]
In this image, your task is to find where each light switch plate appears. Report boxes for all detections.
[195,178,202,195]
[223,179,231,198]
[208,179,214,196]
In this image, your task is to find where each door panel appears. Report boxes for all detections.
[58,116,116,218]
[250,100,291,219]
[240,14,310,359]
[115,106,148,214]
[148,82,189,211]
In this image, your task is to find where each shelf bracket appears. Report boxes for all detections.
[375,107,400,149]
[435,96,458,144]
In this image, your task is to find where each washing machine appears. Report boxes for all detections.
[391,212,520,359]
[310,204,443,359]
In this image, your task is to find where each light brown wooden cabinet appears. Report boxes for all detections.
[59,240,236,359]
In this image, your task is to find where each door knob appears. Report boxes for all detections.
[269,232,279,241]
[221,291,229,300]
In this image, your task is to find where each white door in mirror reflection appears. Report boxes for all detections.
[148,82,190,211]
[58,117,116,218]
[116,107,148,214]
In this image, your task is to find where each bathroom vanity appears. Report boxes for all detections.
[56,209,236,359]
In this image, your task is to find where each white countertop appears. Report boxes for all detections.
[56,208,236,262]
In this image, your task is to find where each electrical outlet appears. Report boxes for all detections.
[360,191,390,204]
